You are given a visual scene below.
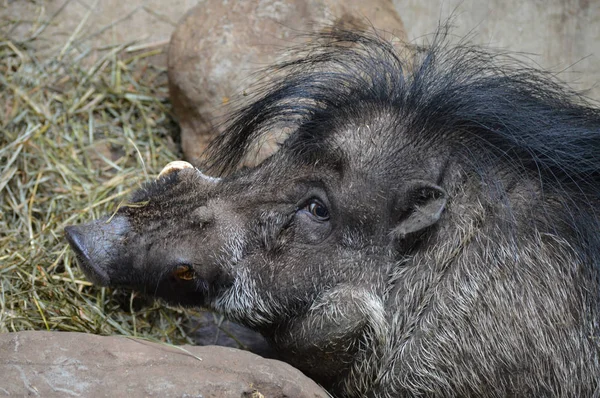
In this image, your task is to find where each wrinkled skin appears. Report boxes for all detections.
[66,30,600,397]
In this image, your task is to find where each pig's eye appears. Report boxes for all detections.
[305,199,330,221]
[173,265,195,281]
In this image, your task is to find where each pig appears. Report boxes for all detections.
[65,28,600,397]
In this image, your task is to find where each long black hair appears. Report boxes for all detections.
[206,27,600,204]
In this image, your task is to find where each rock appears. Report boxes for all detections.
[168,0,405,163]
[0,331,328,397]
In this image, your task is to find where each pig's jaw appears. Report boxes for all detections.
[198,219,276,327]
[211,266,280,329]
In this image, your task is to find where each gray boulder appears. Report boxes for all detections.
[168,0,405,162]
[0,331,329,397]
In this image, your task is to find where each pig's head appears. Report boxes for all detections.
[65,93,449,393]
[65,161,229,307]
[65,126,448,321]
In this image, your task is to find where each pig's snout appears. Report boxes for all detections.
[65,216,130,286]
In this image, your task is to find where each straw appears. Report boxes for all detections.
[0,2,211,345]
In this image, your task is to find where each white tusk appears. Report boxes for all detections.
[157,160,194,179]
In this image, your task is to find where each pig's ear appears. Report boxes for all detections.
[391,181,447,240]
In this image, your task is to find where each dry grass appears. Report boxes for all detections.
[0,5,204,344]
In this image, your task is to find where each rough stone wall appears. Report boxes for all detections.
[393,0,600,99]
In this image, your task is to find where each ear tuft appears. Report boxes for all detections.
[392,182,447,240]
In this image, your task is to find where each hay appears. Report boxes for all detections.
[0,5,203,344]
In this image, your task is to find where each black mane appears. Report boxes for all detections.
[206,28,600,200]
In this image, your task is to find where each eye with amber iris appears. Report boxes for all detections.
[304,199,330,221]
[173,265,195,281]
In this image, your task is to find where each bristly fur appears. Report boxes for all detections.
[207,27,600,198]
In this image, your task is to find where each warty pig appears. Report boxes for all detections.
[65,29,600,397]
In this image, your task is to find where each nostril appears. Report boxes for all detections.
[64,225,90,261]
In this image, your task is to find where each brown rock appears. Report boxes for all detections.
[168,0,405,163]
[0,331,328,397]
